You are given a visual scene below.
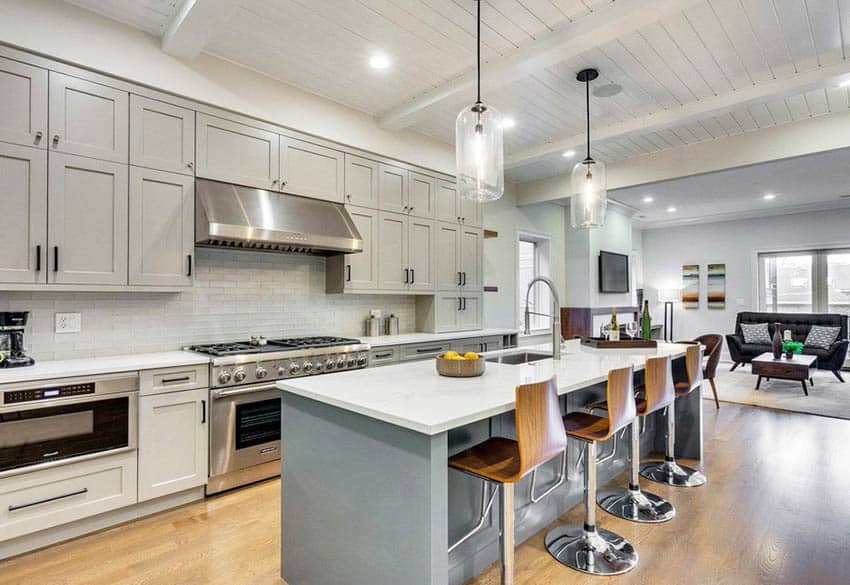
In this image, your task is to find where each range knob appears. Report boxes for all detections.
[347,357,356,367]
[357,355,367,366]
[337,357,346,369]
[218,370,232,384]
[302,362,313,373]
[325,358,336,370]
[278,366,287,377]
[255,366,268,379]
[234,369,247,382]
[314,361,324,372]
[289,363,301,375]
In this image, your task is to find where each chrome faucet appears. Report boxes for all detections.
[523,276,562,360]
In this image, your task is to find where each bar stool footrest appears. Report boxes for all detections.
[597,487,676,523]
[544,525,638,575]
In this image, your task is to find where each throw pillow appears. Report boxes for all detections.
[805,325,840,350]
[740,322,771,344]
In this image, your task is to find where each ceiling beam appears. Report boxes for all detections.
[161,0,239,59]
[506,60,850,168]
[378,0,702,131]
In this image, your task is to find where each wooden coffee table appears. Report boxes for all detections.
[751,353,817,396]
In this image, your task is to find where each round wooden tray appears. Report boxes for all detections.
[435,355,486,377]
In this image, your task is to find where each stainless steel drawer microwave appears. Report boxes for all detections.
[0,373,138,476]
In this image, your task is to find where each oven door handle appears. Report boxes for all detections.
[211,384,281,400]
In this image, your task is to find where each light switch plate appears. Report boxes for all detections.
[56,312,82,334]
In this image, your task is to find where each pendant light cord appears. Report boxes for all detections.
[476,0,481,105]
[585,78,591,160]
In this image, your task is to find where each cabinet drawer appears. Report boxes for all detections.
[400,342,452,361]
[140,364,209,395]
[0,450,137,541]
[480,336,504,352]
[369,347,399,366]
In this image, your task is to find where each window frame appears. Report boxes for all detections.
[517,231,551,334]
[757,247,850,314]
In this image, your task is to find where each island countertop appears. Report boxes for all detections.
[277,340,691,435]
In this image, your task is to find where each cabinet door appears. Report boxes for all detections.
[48,72,128,163]
[459,295,483,331]
[280,136,344,202]
[129,167,194,287]
[47,153,128,285]
[196,113,279,190]
[0,57,47,148]
[436,294,460,332]
[435,179,459,223]
[436,222,461,291]
[408,217,434,291]
[378,211,408,290]
[460,227,483,291]
[344,154,379,207]
[460,196,482,228]
[0,143,47,284]
[408,171,436,218]
[138,388,209,502]
[378,163,408,213]
[130,95,194,175]
[345,205,379,290]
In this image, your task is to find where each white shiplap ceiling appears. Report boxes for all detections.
[65,0,850,184]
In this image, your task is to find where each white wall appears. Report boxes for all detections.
[642,208,850,342]
[0,0,454,174]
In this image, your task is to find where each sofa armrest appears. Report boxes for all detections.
[823,339,849,370]
[725,334,745,362]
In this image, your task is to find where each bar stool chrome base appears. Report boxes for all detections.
[597,487,676,523]
[545,525,638,575]
[640,460,706,487]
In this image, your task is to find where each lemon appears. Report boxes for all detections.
[463,352,479,360]
[443,350,460,360]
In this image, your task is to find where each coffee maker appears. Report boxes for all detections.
[0,312,35,368]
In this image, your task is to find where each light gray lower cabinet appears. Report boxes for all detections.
[196,113,279,190]
[130,94,195,175]
[138,388,209,502]
[129,167,194,287]
[0,56,47,149]
[280,136,344,202]
[368,347,399,366]
[47,153,128,285]
[0,143,47,284]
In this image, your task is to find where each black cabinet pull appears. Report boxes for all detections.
[457,271,462,286]
[162,376,191,384]
[458,297,462,311]
[187,254,192,277]
[404,268,409,284]
[346,264,351,282]
[374,352,393,359]
[36,245,41,272]
[9,488,88,512]
[462,272,467,286]
[53,246,59,272]
[410,268,415,284]
[416,346,444,353]
[461,297,467,311]
[201,400,206,424]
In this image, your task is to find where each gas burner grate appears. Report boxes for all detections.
[268,336,362,349]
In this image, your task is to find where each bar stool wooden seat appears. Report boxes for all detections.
[594,355,677,523]
[448,377,566,585]
[544,366,639,576]
[640,344,707,487]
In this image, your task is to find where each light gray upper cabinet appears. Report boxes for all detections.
[408,172,436,219]
[460,193,483,228]
[0,143,47,284]
[436,179,459,223]
[196,113,279,190]
[48,72,128,163]
[0,57,47,149]
[48,153,128,285]
[129,167,194,287]
[458,295,483,330]
[378,211,409,290]
[436,222,461,291]
[280,136,344,202]
[130,95,195,175]
[460,227,483,291]
[344,205,379,290]
[378,163,408,214]
[408,217,434,291]
[344,154,379,208]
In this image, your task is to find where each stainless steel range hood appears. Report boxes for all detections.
[195,179,362,255]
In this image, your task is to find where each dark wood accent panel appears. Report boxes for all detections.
[560,305,640,339]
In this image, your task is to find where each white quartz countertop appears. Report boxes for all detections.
[359,329,518,348]
[0,351,210,385]
[278,340,691,435]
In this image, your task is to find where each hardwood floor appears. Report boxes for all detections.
[2,402,849,585]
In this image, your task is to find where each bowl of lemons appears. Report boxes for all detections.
[435,350,485,378]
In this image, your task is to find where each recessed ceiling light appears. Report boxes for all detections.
[500,117,516,129]
[667,206,677,213]
[562,150,576,158]
[840,79,850,88]
[763,193,776,200]
[642,196,654,203]
[368,53,391,70]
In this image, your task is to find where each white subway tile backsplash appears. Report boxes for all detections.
[0,249,415,361]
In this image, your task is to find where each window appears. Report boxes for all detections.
[518,234,551,332]
[759,249,850,315]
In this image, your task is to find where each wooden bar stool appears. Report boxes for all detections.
[544,366,639,576]
[448,377,567,585]
[595,356,676,523]
[641,344,707,487]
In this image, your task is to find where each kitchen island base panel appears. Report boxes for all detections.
[281,393,449,585]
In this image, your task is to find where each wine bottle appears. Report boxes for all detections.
[609,307,620,341]
[641,300,651,340]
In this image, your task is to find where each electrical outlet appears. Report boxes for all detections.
[55,312,82,334]
[370,309,382,319]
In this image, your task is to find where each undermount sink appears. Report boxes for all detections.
[486,351,552,365]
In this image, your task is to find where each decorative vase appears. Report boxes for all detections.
[772,322,783,359]
[785,350,794,360]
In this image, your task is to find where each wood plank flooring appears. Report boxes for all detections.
[2,402,849,585]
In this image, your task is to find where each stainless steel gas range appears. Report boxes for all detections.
[186,336,370,494]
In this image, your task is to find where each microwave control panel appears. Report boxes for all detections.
[3,382,96,405]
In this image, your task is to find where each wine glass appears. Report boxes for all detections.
[626,321,639,340]
[601,323,612,341]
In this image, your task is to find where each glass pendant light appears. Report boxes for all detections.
[456,0,504,202]
[571,68,607,228]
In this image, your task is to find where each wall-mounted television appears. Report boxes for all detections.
[599,251,630,293]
